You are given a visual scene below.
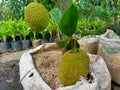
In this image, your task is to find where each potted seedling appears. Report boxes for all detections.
[49,8,62,42]
[45,19,55,43]
[17,18,31,50]
[0,23,11,53]
[8,19,22,51]
[39,29,49,44]
[29,31,41,48]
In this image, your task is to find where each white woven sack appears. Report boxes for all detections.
[19,43,111,90]
[98,29,120,54]
[98,29,120,84]
[78,35,99,54]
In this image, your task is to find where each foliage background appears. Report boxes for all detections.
[0,0,120,35]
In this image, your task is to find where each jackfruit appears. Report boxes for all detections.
[24,2,49,32]
[59,49,90,86]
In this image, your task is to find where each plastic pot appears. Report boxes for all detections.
[22,40,31,50]
[40,39,48,44]
[11,40,22,51]
[0,42,11,53]
[49,37,55,43]
[32,39,41,48]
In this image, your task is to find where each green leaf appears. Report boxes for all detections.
[55,38,70,48]
[49,8,62,23]
[39,29,49,39]
[59,4,79,36]
[81,30,102,37]
[56,37,80,52]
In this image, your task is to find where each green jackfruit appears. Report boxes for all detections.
[25,2,49,32]
[59,49,90,86]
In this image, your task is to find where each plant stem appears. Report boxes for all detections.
[3,36,6,42]
[34,0,38,2]
[69,0,73,6]
[13,38,16,42]
[33,32,36,40]
[71,34,77,53]
[57,25,61,40]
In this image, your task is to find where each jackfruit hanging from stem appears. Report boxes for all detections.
[58,4,90,86]
[59,49,90,86]
[24,2,49,32]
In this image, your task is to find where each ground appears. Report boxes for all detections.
[0,50,28,90]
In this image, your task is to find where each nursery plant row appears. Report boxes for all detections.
[0,38,55,53]
[0,18,56,53]
[0,8,63,53]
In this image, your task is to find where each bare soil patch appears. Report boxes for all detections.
[0,50,27,90]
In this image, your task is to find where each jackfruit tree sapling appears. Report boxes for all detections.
[25,1,90,87]
[57,4,90,86]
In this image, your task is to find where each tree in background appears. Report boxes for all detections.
[0,0,119,35]
[0,0,25,20]
[0,0,12,20]
[109,0,120,35]
[0,0,56,20]
[37,0,56,11]
[6,0,25,20]
[73,0,114,36]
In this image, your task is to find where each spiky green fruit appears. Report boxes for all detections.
[24,2,49,32]
[59,49,90,86]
